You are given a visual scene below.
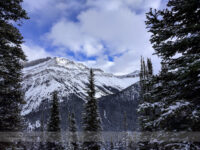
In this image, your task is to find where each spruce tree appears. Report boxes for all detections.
[147,58,153,77]
[142,0,200,148]
[68,112,79,150]
[0,0,28,149]
[110,137,114,150]
[139,57,146,103]
[122,111,128,148]
[146,0,200,124]
[139,57,153,104]
[47,91,63,150]
[38,103,46,150]
[82,69,102,150]
[137,58,155,149]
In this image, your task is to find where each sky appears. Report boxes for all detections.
[20,0,167,75]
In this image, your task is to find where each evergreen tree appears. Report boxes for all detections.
[0,0,28,149]
[146,0,200,124]
[139,57,146,103]
[146,58,153,100]
[122,111,128,148]
[110,137,114,150]
[82,69,102,150]
[68,112,79,150]
[47,91,63,150]
[139,57,153,104]
[137,58,155,149]
[139,0,200,148]
[147,58,153,78]
[38,103,46,150]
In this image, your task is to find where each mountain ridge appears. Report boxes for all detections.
[22,57,139,115]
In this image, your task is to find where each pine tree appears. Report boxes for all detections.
[137,58,155,149]
[146,58,153,100]
[110,137,114,150]
[82,69,102,150]
[139,57,153,104]
[38,102,46,150]
[47,91,63,150]
[68,112,79,150]
[147,58,153,78]
[139,57,146,103]
[122,111,128,148]
[143,0,200,148]
[0,0,28,149]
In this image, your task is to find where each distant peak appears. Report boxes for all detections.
[54,57,88,70]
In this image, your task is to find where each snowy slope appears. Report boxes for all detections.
[22,57,139,115]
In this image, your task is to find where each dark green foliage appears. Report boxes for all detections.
[47,91,63,150]
[138,58,155,148]
[146,0,200,109]
[38,104,46,150]
[0,0,28,131]
[122,111,129,148]
[48,91,61,132]
[110,137,114,150]
[138,58,153,131]
[82,69,102,150]
[147,58,153,77]
[68,112,79,150]
[138,0,200,148]
[139,57,146,102]
[123,111,127,132]
[145,0,200,131]
[0,0,28,22]
[0,0,28,149]
[139,57,153,103]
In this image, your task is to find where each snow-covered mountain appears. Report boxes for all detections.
[22,57,139,115]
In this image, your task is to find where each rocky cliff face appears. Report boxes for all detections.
[22,57,139,131]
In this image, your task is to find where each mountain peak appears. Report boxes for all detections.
[22,57,139,115]
[54,57,89,70]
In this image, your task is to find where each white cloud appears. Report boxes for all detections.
[86,0,161,11]
[45,0,162,74]
[22,44,52,61]
[82,56,114,72]
[47,6,152,56]
[23,0,163,74]
[110,50,161,75]
[79,8,149,54]
[83,50,161,75]
[47,19,104,57]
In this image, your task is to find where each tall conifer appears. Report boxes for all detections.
[142,0,200,148]
[82,69,102,150]
[0,0,28,149]
[38,102,46,150]
[138,58,154,149]
[47,91,63,150]
[68,112,79,150]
